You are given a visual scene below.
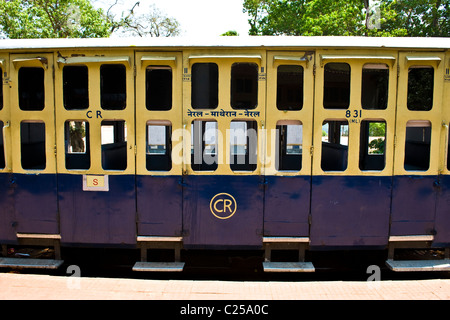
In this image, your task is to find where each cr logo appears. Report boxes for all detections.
[210,193,237,220]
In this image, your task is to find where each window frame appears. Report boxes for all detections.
[146,120,172,172]
[63,65,89,110]
[191,62,219,110]
[100,64,127,111]
[276,64,304,111]
[323,62,351,110]
[20,121,46,170]
[65,120,90,170]
[146,65,173,111]
[230,62,259,110]
[275,120,303,172]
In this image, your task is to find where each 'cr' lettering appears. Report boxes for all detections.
[86,110,103,119]
[213,199,233,213]
[210,193,237,220]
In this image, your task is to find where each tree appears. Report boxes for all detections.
[243,0,367,36]
[221,30,239,36]
[243,0,450,37]
[105,1,181,37]
[0,0,182,39]
[380,0,450,37]
[0,0,111,38]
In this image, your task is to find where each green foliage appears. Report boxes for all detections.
[381,0,450,37]
[221,30,239,36]
[243,0,450,36]
[369,122,386,137]
[368,138,385,154]
[0,0,111,39]
[243,0,366,36]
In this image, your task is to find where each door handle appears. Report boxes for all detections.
[3,121,10,171]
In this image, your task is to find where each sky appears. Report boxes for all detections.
[94,0,251,37]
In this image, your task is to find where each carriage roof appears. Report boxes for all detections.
[0,36,449,51]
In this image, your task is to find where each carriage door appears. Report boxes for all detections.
[182,52,266,248]
[391,52,444,239]
[55,52,136,245]
[0,55,14,242]
[264,52,313,237]
[310,52,397,247]
[436,52,450,246]
[10,54,58,234]
[135,52,183,237]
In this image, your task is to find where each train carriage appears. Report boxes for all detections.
[0,36,449,272]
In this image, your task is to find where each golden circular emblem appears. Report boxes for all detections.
[209,193,237,220]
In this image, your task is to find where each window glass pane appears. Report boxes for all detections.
[19,67,45,111]
[323,63,350,109]
[230,120,257,171]
[407,66,434,111]
[147,125,166,154]
[404,120,431,171]
[101,120,127,170]
[100,64,126,110]
[361,64,389,110]
[21,122,46,170]
[147,123,172,171]
[63,66,89,110]
[231,63,258,109]
[276,121,302,171]
[277,65,303,110]
[191,63,218,109]
[146,66,172,111]
[65,121,90,170]
[321,120,348,171]
[359,120,386,171]
[191,120,218,171]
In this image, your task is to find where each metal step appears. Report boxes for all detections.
[386,259,450,272]
[263,261,315,272]
[0,258,64,269]
[132,261,185,272]
[263,237,310,243]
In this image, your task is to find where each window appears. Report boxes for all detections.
[19,67,45,111]
[323,63,350,109]
[101,120,127,170]
[191,120,218,171]
[321,120,348,171]
[277,65,303,110]
[65,121,90,170]
[191,63,218,109]
[359,120,386,171]
[146,66,172,111]
[0,121,4,169]
[100,64,126,110]
[361,64,389,110]
[63,66,89,110]
[230,120,257,171]
[21,121,46,170]
[276,121,302,171]
[407,66,434,111]
[404,120,431,171]
[147,121,172,171]
[231,63,258,109]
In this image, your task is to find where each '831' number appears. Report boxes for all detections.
[346,109,362,118]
